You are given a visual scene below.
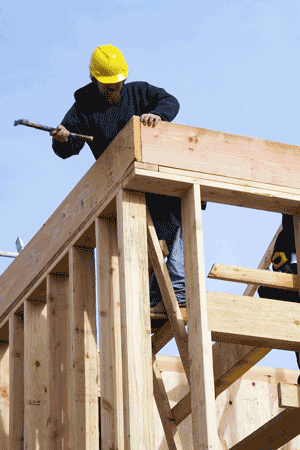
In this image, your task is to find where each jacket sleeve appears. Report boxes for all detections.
[145,83,180,122]
[52,103,85,159]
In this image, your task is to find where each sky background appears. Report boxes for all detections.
[1,0,300,370]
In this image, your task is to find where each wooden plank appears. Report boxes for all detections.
[116,189,154,450]
[278,382,300,409]
[47,272,71,448]
[0,340,9,450]
[147,208,190,382]
[181,184,219,449]
[96,214,124,450]
[208,291,300,350]
[123,166,300,214]
[230,408,300,450]
[0,116,139,324]
[9,312,24,450]
[24,299,48,449]
[69,245,98,450]
[140,120,300,191]
[208,263,298,290]
[152,354,183,450]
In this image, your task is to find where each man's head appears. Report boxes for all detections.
[89,44,128,104]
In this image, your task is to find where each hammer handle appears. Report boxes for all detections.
[16,119,94,143]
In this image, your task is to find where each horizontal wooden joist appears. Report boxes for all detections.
[123,165,300,215]
[151,292,300,351]
[208,291,300,351]
[208,263,299,290]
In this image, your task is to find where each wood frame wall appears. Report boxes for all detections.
[1,116,300,449]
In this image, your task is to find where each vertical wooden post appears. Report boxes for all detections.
[182,184,219,449]
[0,333,9,450]
[116,189,154,450]
[96,214,124,450]
[24,299,48,450]
[9,312,24,450]
[69,245,98,450]
[47,272,71,449]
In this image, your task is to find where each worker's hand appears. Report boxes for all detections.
[50,125,70,142]
[140,114,161,128]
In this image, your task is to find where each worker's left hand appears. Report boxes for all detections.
[140,114,161,127]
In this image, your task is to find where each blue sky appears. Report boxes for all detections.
[1,0,300,369]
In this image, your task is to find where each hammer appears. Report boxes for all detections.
[14,119,94,143]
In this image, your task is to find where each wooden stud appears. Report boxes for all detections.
[24,298,48,449]
[96,214,124,450]
[116,189,154,450]
[181,183,219,449]
[208,263,298,290]
[146,208,190,382]
[0,330,9,450]
[69,245,99,450]
[9,312,24,450]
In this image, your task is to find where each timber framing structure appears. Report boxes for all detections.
[1,116,300,449]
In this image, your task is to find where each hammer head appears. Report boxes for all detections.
[14,119,28,126]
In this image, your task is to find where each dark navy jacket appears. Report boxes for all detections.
[52,81,180,160]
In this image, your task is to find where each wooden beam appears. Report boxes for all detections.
[278,382,300,409]
[116,189,154,450]
[0,116,140,324]
[230,408,300,450]
[140,120,300,192]
[96,215,124,450]
[181,184,219,449]
[69,245,99,450]
[208,263,298,290]
[123,165,300,214]
[24,299,48,449]
[9,312,24,450]
[0,340,9,450]
[208,291,300,351]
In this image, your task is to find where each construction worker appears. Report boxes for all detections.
[51,44,186,307]
[258,214,300,381]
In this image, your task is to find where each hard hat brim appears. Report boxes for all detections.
[89,66,128,84]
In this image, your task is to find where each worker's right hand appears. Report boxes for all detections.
[50,125,70,142]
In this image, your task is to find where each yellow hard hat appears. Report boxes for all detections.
[89,44,128,84]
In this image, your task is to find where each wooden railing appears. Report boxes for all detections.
[1,116,300,449]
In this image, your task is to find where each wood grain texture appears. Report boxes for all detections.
[24,299,48,449]
[208,263,298,290]
[0,341,9,450]
[140,120,300,191]
[123,166,300,214]
[0,117,138,324]
[47,273,71,448]
[69,245,98,450]
[116,189,154,450]
[278,382,300,409]
[152,354,183,450]
[96,216,124,450]
[9,313,24,450]
[208,291,300,350]
[181,184,219,449]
